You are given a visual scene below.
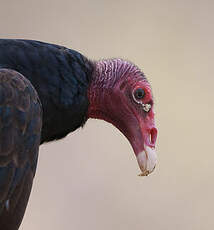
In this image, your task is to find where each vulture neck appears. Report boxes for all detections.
[87,59,134,121]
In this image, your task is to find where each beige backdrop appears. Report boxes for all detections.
[0,0,214,229]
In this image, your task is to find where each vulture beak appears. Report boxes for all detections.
[136,145,157,176]
[126,115,157,176]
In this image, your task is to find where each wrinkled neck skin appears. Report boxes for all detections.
[88,59,137,123]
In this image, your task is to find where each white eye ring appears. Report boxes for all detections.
[132,89,151,113]
[133,96,151,112]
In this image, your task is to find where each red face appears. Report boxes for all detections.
[88,61,157,176]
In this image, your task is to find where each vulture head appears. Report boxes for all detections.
[88,59,157,176]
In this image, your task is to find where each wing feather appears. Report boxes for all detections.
[0,69,42,230]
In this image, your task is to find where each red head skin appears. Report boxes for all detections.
[87,59,157,176]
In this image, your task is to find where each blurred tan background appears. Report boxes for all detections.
[0,0,214,229]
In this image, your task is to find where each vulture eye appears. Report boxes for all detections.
[134,88,145,100]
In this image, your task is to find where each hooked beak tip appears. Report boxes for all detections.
[136,145,157,176]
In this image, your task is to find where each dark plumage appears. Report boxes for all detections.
[0,39,157,229]
[0,69,42,229]
[0,39,94,143]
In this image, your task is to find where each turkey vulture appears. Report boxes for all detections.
[0,39,157,229]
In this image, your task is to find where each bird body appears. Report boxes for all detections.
[0,39,157,229]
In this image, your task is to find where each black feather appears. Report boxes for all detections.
[0,69,42,229]
[0,39,94,143]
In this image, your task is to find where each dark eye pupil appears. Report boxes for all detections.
[134,88,145,99]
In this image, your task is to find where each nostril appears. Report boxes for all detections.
[149,133,152,143]
[150,128,157,145]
